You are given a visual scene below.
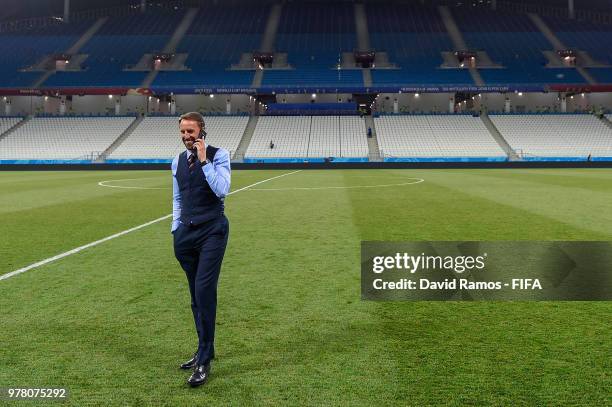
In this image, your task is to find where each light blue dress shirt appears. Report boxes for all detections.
[171,148,231,232]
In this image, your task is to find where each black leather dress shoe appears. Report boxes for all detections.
[180,352,198,370]
[187,363,211,387]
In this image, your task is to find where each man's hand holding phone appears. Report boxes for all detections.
[193,138,207,164]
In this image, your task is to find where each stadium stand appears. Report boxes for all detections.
[451,7,587,86]
[153,4,268,88]
[588,68,612,83]
[0,116,134,160]
[246,116,310,158]
[340,116,370,157]
[542,16,612,65]
[245,115,368,158]
[262,2,363,88]
[374,114,506,158]
[0,22,92,87]
[0,117,23,135]
[0,2,608,90]
[541,16,612,84]
[490,114,612,158]
[108,115,249,159]
[366,3,474,86]
[0,2,611,165]
[44,10,186,87]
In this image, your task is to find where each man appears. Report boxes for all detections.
[171,111,231,387]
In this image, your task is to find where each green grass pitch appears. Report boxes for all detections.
[0,168,610,406]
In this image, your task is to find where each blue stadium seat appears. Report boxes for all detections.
[153,5,268,88]
[543,16,612,65]
[42,10,184,87]
[262,3,361,88]
[367,3,474,86]
[587,68,612,83]
[0,22,91,87]
[452,7,588,86]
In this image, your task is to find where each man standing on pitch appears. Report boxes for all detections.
[171,111,230,387]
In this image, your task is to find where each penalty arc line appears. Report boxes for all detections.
[0,170,302,281]
[250,178,425,191]
[97,178,167,190]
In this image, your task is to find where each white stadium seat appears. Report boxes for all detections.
[245,116,368,158]
[0,117,134,160]
[2,114,610,161]
[490,114,612,158]
[0,117,22,136]
[109,116,248,159]
[374,115,506,158]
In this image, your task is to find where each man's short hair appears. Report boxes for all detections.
[179,112,205,130]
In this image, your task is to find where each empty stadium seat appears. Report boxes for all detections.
[452,7,587,86]
[0,117,134,160]
[108,116,249,159]
[44,10,185,87]
[367,3,474,87]
[490,114,612,158]
[0,117,23,135]
[0,22,91,87]
[154,4,269,88]
[245,116,368,158]
[262,3,362,88]
[543,16,612,65]
[374,115,506,158]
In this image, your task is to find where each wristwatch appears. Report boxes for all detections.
[201,158,211,165]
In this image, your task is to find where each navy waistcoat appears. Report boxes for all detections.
[176,145,224,226]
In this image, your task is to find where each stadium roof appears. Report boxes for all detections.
[1,0,610,22]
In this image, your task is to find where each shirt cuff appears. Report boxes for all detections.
[202,161,214,175]
[171,220,181,233]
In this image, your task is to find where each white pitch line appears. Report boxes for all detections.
[98,178,167,190]
[0,214,172,281]
[0,170,302,281]
[250,178,424,191]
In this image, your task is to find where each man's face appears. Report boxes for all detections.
[179,119,202,150]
